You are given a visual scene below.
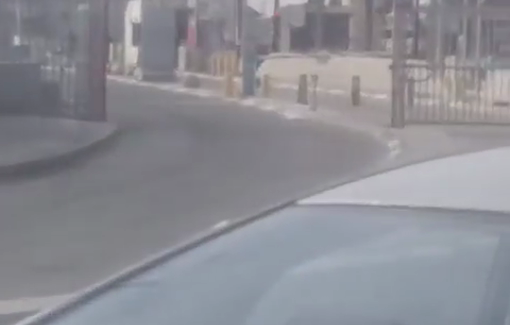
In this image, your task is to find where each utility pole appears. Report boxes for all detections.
[272,0,280,52]
[192,0,201,72]
[240,0,256,96]
[14,0,21,45]
[474,0,483,64]
[412,0,420,58]
[314,0,324,50]
[391,0,408,128]
[461,0,469,60]
[434,0,444,72]
[236,0,243,51]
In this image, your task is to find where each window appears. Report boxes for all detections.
[132,22,141,46]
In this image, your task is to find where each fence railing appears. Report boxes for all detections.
[403,62,510,124]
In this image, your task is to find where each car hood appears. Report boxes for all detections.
[301,146,510,213]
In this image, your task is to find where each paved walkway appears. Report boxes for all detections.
[0,117,117,176]
[169,71,510,164]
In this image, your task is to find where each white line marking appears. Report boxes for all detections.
[212,220,231,230]
[0,294,73,315]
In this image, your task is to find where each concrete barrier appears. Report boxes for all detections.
[297,74,308,105]
[351,75,361,106]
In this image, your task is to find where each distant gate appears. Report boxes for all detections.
[391,0,510,127]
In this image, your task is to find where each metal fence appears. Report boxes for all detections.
[0,0,107,121]
[391,0,510,127]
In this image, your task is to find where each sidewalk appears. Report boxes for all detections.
[0,117,118,176]
[110,72,510,165]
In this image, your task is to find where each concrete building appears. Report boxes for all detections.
[276,0,386,52]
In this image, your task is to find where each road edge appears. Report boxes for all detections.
[0,121,119,178]
[108,75,403,158]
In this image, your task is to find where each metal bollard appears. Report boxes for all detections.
[261,74,272,98]
[406,78,415,108]
[297,74,309,105]
[219,53,226,76]
[224,57,235,98]
[351,75,361,106]
[310,74,319,111]
[210,54,218,76]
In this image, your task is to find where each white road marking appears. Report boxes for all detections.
[212,220,231,230]
[0,294,73,315]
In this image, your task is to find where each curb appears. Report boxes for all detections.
[0,122,119,179]
[109,75,403,158]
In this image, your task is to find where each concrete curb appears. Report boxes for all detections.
[109,74,403,158]
[0,120,119,178]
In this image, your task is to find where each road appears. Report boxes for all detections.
[0,80,388,325]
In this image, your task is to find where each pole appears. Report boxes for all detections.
[272,0,280,52]
[15,0,21,45]
[474,0,483,64]
[314,0,324,50]
[435,0,443,70]
[241,0,256,97]
[193,0,201,72]
[236,0,243,50]
[87,0,108,121]
[472,0,483,97]
[412,0,420,58]
[391,0,407,128]
[461,0,469,61]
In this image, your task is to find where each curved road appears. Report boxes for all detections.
[0,81,388,324]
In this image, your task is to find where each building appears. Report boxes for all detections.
[276,0,386,53]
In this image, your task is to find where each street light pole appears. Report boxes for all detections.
[412,0,420,57]
[240,0,256,97]
[272,0,280,52]
[15,0,21,45]
[314,0,324,50]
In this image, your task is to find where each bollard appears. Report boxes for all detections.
[226,52,235,77]
[224,58,235,97]
[261,74,272,98]
[406,78,415,108]
[219,53,226,76]
[310,74,319,111]
[297,74,309,105]
[351,75,361,106]
[214,54,221,76]
[228,51,239,77]
[224,73,235,97]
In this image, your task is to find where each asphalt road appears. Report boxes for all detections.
[0,80,388,324]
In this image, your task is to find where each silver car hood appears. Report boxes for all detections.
[301,146,510,213]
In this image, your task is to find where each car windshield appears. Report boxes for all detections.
[44,205,510,325]
[5,1,510,325]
